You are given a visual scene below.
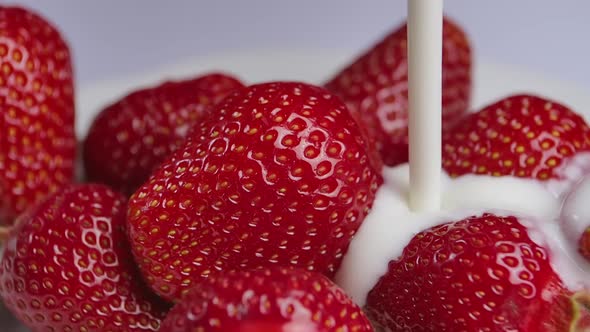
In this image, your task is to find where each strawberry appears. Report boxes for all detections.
[0,184,169,331]
[0,6,76,224]
[127,82,383,301]
[365,213,590,331]
[83,73,244,196]
[442,94,590,180]
[325,17,471,166]
[159,267,373,332]
[581,227,590,262]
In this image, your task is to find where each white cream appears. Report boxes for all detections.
[335,169,450,306]
[561,175,590,245]
[336,155,590,307]
[549,153,590,196]
[524,219,590,293]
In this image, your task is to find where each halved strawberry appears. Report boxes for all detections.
[83,73,244,195]
[127,82,383,301]
[365,213,589,331]
[325,17,472,166]
[159,267,373,332]
[442,94,590,180]
[0,184,169,331]
[0,6,76,224]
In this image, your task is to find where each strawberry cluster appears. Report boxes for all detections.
[0,5,589,332]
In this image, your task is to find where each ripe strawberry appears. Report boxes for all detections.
[325,17,471,166]
[580,227,590,262]
[83,73,244,196]
[0,6,76,224]
[159,267,373,332]
[443,94,590,180]
[0,184,169,331]
[365,213,590,331]
[127,82,383,301]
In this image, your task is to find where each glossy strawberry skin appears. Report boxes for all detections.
[0,6,76,224]
[0,184,169,331]
[325,17,471,166]
[83,73,244,196]
[365,213,567,331]
[127,82,383,302]
[159,267,373,332]
[443,94,590,180]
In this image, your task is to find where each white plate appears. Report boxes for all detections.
[4,49,590,331]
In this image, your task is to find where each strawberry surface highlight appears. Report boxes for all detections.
[127,82,383,302]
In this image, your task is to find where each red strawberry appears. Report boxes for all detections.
[0,6,76,224]
[365,213,590,331]
[83,73,244,196]
[127,82,383,301]
[580,227,590,262]
[325,17,471,166]
[159,267,373,332]
[0,184,169,331]
[442,94,590,180]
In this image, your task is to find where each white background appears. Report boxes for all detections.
[8,0,590,88]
